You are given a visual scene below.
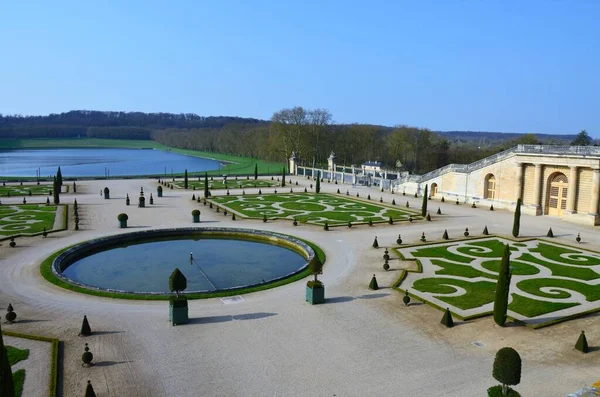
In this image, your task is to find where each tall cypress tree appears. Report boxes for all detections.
[203,173,209,198]
[512,198,522,238]
[281,167,286,187]
[56,166,63,186]
[493,244,511,326]
[421,185,428,217]
[184,169,188,189]
[254,164,258,180]
[53,176,60,205]
[315,171,321,193]
[0,322,15,397]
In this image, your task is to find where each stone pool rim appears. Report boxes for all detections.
[48,227,318,298]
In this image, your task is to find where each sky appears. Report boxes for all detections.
[0,1,598,135]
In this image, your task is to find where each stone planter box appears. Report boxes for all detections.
[193,214,200,223]
[306,285,325,305]
[169,304,189,325]
[119,220,127,228]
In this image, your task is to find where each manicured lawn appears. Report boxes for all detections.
[0,184,53,197]
[175,178,279,190]
[0,138,284,177]
[13,369,25,397]
[212,192,417,225]
[7,346,30,365]
[0,204,57,236]
[399,237,600,325]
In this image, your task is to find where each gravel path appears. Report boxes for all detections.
[0,177,599,396]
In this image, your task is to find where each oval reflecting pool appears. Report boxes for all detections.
[54,228,313,294]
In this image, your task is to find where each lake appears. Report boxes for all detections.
[0,148,223,177]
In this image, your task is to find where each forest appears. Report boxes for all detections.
[0,109,583,175]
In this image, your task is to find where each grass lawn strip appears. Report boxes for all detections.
[396,236,600,327]
[0,204,57,236]
[7,345,30,365]
[175,178,279,190]
[13,369,25,397]
[211,192,417,226]
[0,184,53,197]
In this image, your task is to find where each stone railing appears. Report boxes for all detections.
[516,144,600,156]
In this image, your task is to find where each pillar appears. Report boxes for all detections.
[589,168,600,221]
[514,162,523,200]
[532,163,543,215]
[566,166,578,213]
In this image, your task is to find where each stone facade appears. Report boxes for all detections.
[392,145,600,226]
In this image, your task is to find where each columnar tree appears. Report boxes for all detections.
[281,167,286,187]
[492,347,522,396]
[493,244,511,326]
[512,198,522,238]
[53,176,60,204]
[56,166,63,186]
[315,171,321,193]
[184,169,188,189]
[0,322,15,397]
[254,164,258,180]
[421,184,428,217]
[203,173,209,198]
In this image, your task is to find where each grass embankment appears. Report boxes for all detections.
[0,138,284,177]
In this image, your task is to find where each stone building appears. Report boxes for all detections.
[392,145,600,226]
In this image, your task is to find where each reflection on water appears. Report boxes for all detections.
[0,148,221,177]
[63,238,306,292]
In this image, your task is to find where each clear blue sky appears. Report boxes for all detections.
[1,1,598,135]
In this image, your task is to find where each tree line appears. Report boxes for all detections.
[0,109,591,175]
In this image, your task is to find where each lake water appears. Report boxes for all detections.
[0,148,223,177]
[62,238,307,293]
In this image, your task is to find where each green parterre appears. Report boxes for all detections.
[175,178,279,190]
[396,237,600,327]
[211,192,418,225]
[7,345,29,397]
[0,184,53,197]
[0,204,57,236]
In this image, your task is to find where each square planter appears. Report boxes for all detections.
[169,304,189,325]
[306,285,325,305]
[119,220,127,228]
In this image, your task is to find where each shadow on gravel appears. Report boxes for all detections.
[188,312,277,325]
[325,296,355,304]
[94,360,132,367]
[11,319,51,324]
[93,331,125,336]
[357,293,389,299]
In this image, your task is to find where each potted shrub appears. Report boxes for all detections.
[117,213,128,228]
[103,187,110,199]
[192,209,201,223]
[169,268,189,325]
[157,185,163,197]
[305,256,325,305]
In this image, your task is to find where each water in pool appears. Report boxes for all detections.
[62,238,307,293]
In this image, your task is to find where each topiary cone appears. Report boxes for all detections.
[372,236,379,248]
[442,230,449,240]
[426,213,431,221]
[575,331,589,353]
[324,221,329,231]
[437,207,441,215]
[576,233,581,243]
[403,290,411,306]
[392,199,396,205]
[396,234,402,245]
[547,228,554,238]
[490,204,494,211]
[441,308,454,327]
[85,380,97,397]
[5,303,16,322]
[368,274,379,290]
[483,225,489,235]
[232,213,236,221]
[79,315,92,336]
[420,232,426,242]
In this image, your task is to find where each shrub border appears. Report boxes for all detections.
[0,204,68,241]
[391,234,600,328]
[1,330,59,397]
[41,228,325,300]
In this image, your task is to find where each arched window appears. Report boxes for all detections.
[484,174,496,199]
[430,183,438,197]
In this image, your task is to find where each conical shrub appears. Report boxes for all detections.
[441,196,445,202]
[420,232,426,242]
[426,213,431,221]
[85,380,97,397]
[575,331,589,353]
[490,204,494,211]
[442,230,449,240]
[372,236,379,248]
[368,274,379,290]
[79,315,92,336]
[324,221,329,231]
[437,207,441,215]
[483,225,489,235]
[441,308,454,327]
[547,228,554,238]
[403,290,411,306]
[392,199,396,205]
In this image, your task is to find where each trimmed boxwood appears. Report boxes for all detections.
[117,213,128,222]
[191,209,200,216]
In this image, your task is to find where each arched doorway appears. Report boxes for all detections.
[430,183,438,197]
[484,174,496,199]
[547,173,568,216]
